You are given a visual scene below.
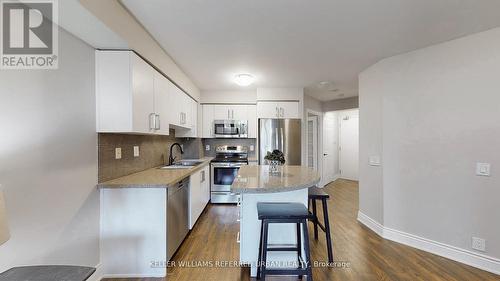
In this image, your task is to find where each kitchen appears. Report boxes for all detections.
[1,1,500,281]
[95,50,312,278]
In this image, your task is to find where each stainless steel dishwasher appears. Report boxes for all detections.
[167,178,189,260]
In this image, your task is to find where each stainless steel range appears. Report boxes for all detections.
[210,145,248,204]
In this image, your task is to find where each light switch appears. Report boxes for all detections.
[206,145,210,151]
[115,148,122,160]
[133,146,140,157]
[369,156,381,166]
[476,163,491,177]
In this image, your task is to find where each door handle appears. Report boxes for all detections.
[149,113,156,130]
[155,114,160,130]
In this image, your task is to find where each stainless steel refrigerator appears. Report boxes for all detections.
[259,119,302,165]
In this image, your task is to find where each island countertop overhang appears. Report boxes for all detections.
[231,165,320,194]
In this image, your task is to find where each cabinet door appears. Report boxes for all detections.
[153,72,170,135]
[246,105,257,138]
[279,101,300,118]
[230,105,247,120]
[189,170,202,229]
[177,99,198,137]
[213,105,230,120]
[202,105,214,138]
[257,102,279,119]
[200,166,210,205]
[131,54,155,134]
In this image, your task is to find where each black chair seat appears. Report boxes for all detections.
[257,202,309,220]
[308,186,330,199]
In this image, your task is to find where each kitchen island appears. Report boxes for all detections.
[231,165,320,277]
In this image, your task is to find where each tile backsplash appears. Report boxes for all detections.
[98,131,203,182]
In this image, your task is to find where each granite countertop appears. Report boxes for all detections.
[97,158,212,189]
[231,165,320,194]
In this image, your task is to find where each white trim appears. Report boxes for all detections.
[357,211,384,236]
[357,211,500,275]
[88,263,103,281]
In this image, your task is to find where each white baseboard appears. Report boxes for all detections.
[357,211,500,275]
[356,211,384,236]
[88,263,103,281]
[87,263,166,280]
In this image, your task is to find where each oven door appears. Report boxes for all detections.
[213,120,241,138]
[211,163,245,192]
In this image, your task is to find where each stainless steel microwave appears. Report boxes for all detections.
[213,120,248,138]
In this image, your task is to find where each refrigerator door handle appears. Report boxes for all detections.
[280,127,284,152]
[275,127,279,149]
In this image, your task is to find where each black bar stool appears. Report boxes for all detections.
[256,202,313,281]
[308,186,333,263]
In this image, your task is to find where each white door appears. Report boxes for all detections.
[322,112,339,186]
[202,105,214,138]
[340,115,359,181]
[131,54,155,134]
[153,72,170,135]
[279,101,300,118]
[257,102,279,118]
[246,105,257,138]
[213,105,231,120]
[231,105,247,120]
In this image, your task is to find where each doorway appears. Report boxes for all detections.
[305,109,323,185]
[339,112,359,180]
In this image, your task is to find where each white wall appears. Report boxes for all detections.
[0,30,99,271]
[80,0,200,101]
[304,94,322,113]
[359,27,500,268]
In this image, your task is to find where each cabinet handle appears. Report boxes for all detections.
[155,114,160,130]
[280,107,284,117]
[149,113,156,130]
[201,170,205,183]
[232,110,234,119]
[276,107,279,117]
[236,231,240,243]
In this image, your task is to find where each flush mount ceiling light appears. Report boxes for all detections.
[234,74,255,86]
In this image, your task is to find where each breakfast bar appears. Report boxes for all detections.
[231,165,320,277]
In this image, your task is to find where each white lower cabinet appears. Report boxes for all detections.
[189,165,210,229]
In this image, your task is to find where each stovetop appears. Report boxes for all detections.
[211,145,249,163]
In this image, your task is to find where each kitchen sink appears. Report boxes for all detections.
[158,160,204,169]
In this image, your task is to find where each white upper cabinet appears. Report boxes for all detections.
[202,105,214,138]
[201,104,257,138]
[176,97,199,138]
[246,105,257,138]
[257,101,300,119]
[96,50,164,134]
[153,71,171,135]
[96,50,198,136]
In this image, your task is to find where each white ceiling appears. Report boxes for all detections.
[121,0,500,101]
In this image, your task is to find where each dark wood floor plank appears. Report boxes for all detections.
[103,179,499,281]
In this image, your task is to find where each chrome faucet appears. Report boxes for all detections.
[168,143,184,165]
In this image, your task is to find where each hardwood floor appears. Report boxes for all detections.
[103,179,499,281]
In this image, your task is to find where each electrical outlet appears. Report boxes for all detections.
[250,145,255,151]
[180,144,184,150]
[476,163,491,176]
[472,237,486,252]
[115,148,122,160]
[133,146,140,157]
[206,145,210,151]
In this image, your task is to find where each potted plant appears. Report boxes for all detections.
[264,150,285,172]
